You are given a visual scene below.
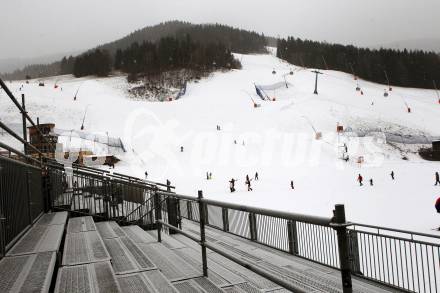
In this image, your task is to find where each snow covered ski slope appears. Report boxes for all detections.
[1,49,440,233]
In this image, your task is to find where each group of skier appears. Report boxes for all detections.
[228,172,259,193]
[358,171,439,187]
[357,171,395,186]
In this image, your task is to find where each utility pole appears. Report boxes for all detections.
[321,55,329,70]
[348,63,356,79]
[384,70,391,90]
[312,70,323,95]
[433,80,439,103]
[21,94,27,154]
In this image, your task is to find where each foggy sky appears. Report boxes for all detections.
[1,0,439,59]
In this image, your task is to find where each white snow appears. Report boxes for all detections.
[1,49,440,234]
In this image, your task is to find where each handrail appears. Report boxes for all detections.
[0,153,41,170]
[158,220,309,293]
[112,172,176,189]
[161,191,333,226]
[136,197,168,224]
[0,141,41,166]
[121,195,155,222]
[0,78,55,153]
[0,120,43,157]
[351,222,440,240]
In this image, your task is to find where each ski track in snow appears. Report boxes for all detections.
[1,50,440,234]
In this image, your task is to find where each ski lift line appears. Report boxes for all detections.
[242,90,257,104]
[132,148,147,166]
[301,116,318,134]
[80,104,91,130]
[433,80,440,99]
[74,81,86,100]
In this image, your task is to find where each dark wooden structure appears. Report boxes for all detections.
[419,140,440,161]
[28,123,58,158]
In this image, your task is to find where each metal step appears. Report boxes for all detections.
[122,225,157,244]
[116,270,178,293]
[55,261,121,293]
[67,216,97,233]
[0,251,56,293]
[62,230,110,266]
[7,224,64,256]
[36,211,68,226]
[145,230,185,250]
[137,242,199,281]
[173,247,245,288]
[173,277,226,293]
[103,236,156,275]
[96,221,126,239]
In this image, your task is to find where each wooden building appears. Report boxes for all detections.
[27,123,58,158]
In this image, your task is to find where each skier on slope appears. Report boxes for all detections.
[390,171,395,180]
[255,172,259,180]
[290,180,294,190]
[144,171,148,179]
[358,174,363,186]
[369,178,374,186]
[245,175,253,191]
[229,178,237,193]
[435,172,440,186]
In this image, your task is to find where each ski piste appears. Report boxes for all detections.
[1,49,440,235]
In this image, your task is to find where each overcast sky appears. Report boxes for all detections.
[1,0,439,59]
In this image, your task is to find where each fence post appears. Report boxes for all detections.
[21,94,27,155]
[333,204,353,293]
[222,208,229,232]
[205,203,209,225]
[287,220,299,255]
[348,230,362,274]
[167,196,179,234]
[25,167,32,224]
[249,213,257,241]
[0,164,5,258]
[154,188,162,242]
[187,200,193,221]
[198,190,208,277]
[103,177,110,220]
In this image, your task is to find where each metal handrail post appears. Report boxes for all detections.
[154,188,162,242]
[333,204,353,293]
[0,164,5,258]
[198,190,208,276]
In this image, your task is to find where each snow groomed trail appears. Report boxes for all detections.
[1,49,440,234]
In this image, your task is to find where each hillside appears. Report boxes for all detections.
[1,21,268,80]
[96,20,268,55]
[1,49,440,234]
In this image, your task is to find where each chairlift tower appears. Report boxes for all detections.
[312,70,323,95]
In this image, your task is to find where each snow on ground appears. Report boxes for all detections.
[1,50,440,234]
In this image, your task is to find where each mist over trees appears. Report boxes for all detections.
[277,37,440,89]
[98,21,268,55]
[1,21,264,80]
